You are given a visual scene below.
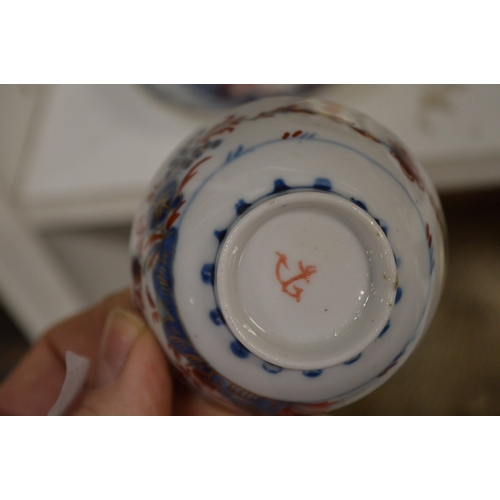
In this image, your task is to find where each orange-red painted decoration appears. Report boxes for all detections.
[275,251,317,303]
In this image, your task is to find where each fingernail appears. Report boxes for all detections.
[96,308,146,387]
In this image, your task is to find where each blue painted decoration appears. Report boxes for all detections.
[201,263,214,285]
[378,320,391,338]
[350,197,368,212]
[214,229,227,243]
[235,199,252,216]
[273,178,290,193]
[344,353,362,365]
[262,362,283,374]
[230,340,250,359]
[313,178,332,191]
[209,308,224,326]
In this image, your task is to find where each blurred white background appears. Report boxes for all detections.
[1,84,500,341]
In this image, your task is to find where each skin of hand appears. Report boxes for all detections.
[0,289,235,416]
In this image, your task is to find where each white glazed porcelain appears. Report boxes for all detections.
[130,96,447,415]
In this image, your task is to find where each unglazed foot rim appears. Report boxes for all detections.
[215,191,398,370]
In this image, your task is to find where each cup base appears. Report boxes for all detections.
[215,191,398,370]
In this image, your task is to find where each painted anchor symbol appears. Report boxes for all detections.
[275,251,317,303]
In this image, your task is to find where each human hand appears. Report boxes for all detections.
[0,290,235,415]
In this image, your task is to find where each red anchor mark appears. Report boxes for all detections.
[275,251,317,303]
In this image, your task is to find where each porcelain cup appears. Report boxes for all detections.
[130,96,447,415]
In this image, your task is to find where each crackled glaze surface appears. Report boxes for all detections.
[130,97,446,415]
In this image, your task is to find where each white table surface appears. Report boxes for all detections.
[15,84,500,229]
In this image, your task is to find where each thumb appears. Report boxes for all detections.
[74,308,173,415]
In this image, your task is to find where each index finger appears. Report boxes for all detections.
[0,289,133,415]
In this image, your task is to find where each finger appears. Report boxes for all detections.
[0,289,133,416]
[74,308,173,416]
